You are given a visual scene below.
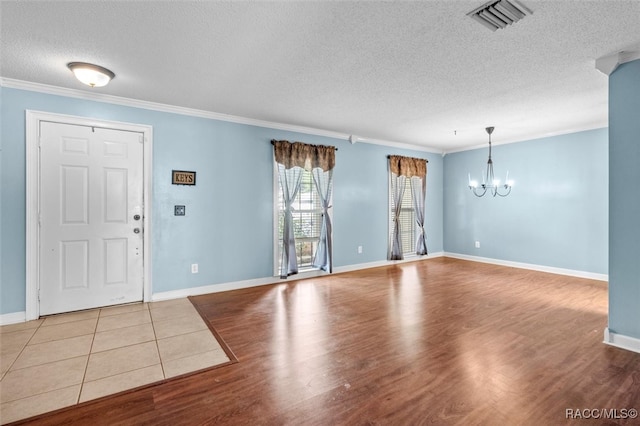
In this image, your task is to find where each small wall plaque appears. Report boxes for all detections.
[172,170,196,185]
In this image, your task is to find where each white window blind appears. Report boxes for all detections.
[389,177,416,256]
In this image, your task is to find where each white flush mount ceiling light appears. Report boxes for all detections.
[67,62,115,87]
[467,0,532,31]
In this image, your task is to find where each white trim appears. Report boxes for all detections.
[443,125,607,155]
[356,136,441,154]
[25,111,39,321]
[595,46,640,76]
[603,328,640,354]
[142,130,153,302]
[444,252,608,281]
[2,77,442,154]
[335,252,445,274]
[0,311,27,326]
[272,158,280,276]
[152,252,445,301]
[25,110,153,320]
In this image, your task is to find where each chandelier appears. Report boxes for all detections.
[468,127,513,197]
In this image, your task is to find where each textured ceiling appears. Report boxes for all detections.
[2,1,640,152]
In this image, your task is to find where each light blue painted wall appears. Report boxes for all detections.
[609,59,640,340]
[444,128,608,274]
[0,87,442,315]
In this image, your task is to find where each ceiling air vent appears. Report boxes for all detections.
[468,0,532,31]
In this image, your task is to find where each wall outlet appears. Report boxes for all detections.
[475,241,480,249]
[191,263,198,273]
[357,245,363,254]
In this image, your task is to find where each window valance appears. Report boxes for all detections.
[388,155,428,178]
[272,140,336,171]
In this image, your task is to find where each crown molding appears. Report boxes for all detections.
[442,124,607,155]
[0,77,442,155]
[595,45,640,76]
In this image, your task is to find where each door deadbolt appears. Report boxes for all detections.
[133,214,141,220]
[133,228,141,234]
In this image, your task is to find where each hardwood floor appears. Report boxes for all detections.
[13,257,640,425]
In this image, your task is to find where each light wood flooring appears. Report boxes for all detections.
[4,257,640,425]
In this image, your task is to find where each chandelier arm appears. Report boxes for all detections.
[495,186,512,197]
[472,186,488,197]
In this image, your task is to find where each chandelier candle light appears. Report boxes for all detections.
[468,126,513,197]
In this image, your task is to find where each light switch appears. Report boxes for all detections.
[175,205,185,216]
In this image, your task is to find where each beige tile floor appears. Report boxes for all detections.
[0,298,230,424]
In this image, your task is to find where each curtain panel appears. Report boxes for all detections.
[272,140,336,278]
[389,173,408,260]
[388,155,428,259]
[411,176,428,255]
[277,164,304,278]
[311,168,333,273]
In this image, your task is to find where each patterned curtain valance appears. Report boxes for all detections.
[272,140,336,171]
[388,155,428,178]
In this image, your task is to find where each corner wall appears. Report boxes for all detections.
[443,128,608,275]
[608,59,640,342]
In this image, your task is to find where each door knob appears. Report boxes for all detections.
[133,228,141,234]
[133,214,141,220]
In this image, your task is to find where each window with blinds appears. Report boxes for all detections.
[276,170,323,272]
[389,178,416,256]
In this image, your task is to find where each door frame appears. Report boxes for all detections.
[25,110,153,320]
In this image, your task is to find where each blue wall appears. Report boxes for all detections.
[0,87,443,315]
[444,128,608,274]
[609,59,640,340]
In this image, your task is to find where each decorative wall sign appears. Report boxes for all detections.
[172,170,196,185]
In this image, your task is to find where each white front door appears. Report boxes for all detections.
[39,121,144,315]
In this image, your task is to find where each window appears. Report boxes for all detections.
[272,139,336,278]
[389,177,417,257]
[388,155,428,260]
[275,169,323,274]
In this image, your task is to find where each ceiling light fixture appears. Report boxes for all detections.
[468,0,532,31]
[67,62,115,87]
[468,127,513,197]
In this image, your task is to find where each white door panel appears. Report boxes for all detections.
[39,122,143,315]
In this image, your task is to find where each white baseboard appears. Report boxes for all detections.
[603,328,640,354]
[151,275,281,301]
[444,252,608,282]
[2,255,446,322]
[152,252,445,301]
[0,311,26,326]
[334,251,444,274]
